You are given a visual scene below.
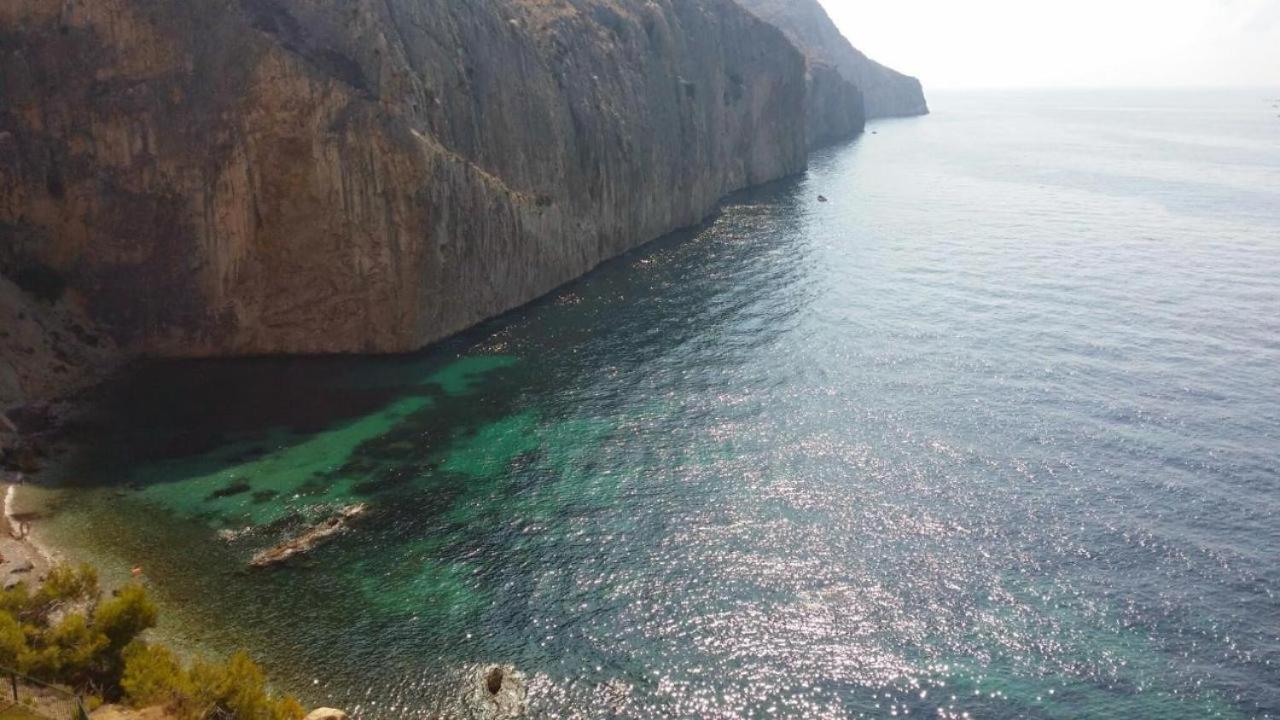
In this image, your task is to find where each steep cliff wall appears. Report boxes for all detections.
[0,0,807,369]
[735,0,928,119]
[805,63,865,150]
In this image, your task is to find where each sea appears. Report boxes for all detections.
[32,88,1280,719]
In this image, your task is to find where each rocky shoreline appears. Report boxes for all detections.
[0,424,352,719]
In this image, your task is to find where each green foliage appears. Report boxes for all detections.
[120,642,191,708]
[0,563,303,717]
[95,584,158,651]
[123,646,303,720]
[20,613,108,683]
[191,650,306,720]
[0,583,33,618]
[38,564,99,604]
[30,563,99,620]
[0,612,26,668]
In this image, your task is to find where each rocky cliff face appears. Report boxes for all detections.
[0,0,807,374]
[0,274,117,412]
[804,62,866,151]
[734,0,928,119]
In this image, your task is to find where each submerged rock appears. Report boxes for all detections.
[217,526,255,543]
[207,481,253,500]
[465,664,527,719]
[249,504,367,568]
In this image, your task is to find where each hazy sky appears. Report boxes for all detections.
[819,0,1280,89]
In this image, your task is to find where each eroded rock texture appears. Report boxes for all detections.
[735,0,928,120]
[1,0,807,362]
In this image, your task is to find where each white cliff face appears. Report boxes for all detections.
[734,0,929,119]
[1,0,808,361]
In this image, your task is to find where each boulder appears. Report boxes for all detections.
[467,664,527,719]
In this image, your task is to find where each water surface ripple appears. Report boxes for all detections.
[48,90,1280,719]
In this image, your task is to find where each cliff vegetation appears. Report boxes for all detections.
[0,563,303,720]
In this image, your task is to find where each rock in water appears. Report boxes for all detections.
[218,526,255,543]
[466,664,527,719]
[249,504,367,568]
[303,709,348,720]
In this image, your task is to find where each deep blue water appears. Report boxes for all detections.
[44,89,1280,718]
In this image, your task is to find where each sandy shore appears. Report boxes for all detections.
[1,479,55,586]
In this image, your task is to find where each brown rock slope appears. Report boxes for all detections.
[0,0,807,362]
[734,0,928,119]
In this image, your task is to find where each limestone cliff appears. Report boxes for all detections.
[804,62,866,151]
[735,0,928,119]
[0,0,807,373]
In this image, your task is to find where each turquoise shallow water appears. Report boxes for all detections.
[44,89,1280,718]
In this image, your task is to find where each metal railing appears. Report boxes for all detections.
[0,669,88,720]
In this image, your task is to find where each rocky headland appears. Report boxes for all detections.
[734,0,929,121]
